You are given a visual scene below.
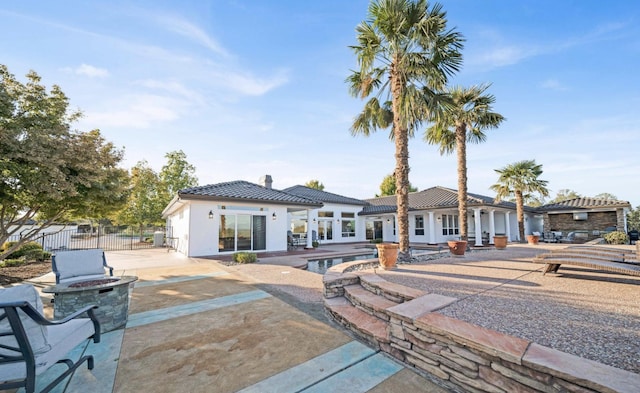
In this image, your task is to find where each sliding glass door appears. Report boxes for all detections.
[219,213,267,252]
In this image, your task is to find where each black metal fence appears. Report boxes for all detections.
[8,226,165,252]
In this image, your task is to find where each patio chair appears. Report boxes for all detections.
[559,232,576,243]
[0,284,101,393]
[52,249,114,284]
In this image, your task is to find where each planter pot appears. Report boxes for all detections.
[376,243,399,270]
[493,235,508,250]
[447,240,467,256]
[527,235,540,245]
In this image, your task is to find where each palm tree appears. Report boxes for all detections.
[425,84,504,241]
[490,160,549,242]
[347,0,463,261]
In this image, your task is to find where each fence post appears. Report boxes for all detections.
[96,226,101,249]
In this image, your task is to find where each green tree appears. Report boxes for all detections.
[0,65,126,259]
[490,160,549,242]
[117,161,164,241]
[548,189,581,204]
[305,180,325,191]
[425,84,504,241]
[627,206,640,231]
[594,192,617,200]
[347,0,463,261]
[159,150,198,204]
[376,173,417,197]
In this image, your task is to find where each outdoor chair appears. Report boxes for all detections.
[52,249,114,284]
[559,232,576,243]
[0,284,101,393]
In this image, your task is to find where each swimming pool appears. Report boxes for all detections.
[306,253,377,274]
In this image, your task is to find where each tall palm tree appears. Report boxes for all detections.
[490,160,549,242]
[425,84,504,241]
[347,0,463,261]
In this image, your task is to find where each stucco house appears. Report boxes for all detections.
[162,175,540,257]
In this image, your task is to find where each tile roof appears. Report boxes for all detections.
[540,197,631,211]
[282,185,368,206]
[178,181,322,207]
[360,186,520,215]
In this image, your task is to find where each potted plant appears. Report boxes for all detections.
[493,235,508,249]
[376,243,399,270]
[447,239,467,256]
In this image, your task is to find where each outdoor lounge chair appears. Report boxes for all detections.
[52,249,114,284]
[0,284,101,393]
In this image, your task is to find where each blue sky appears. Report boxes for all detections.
[2,1,639,207]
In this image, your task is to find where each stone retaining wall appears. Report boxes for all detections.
[323,262,640,393]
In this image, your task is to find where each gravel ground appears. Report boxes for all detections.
[376,247,640,374]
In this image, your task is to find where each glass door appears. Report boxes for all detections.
[318,220,333,241]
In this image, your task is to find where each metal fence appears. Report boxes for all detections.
[8,226,165,252]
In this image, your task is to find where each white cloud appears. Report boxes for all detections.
[83,94,184,129]
[540,79,568,91]
[154,14,230,58]
[217,69,290,96]
[61,64,109,78]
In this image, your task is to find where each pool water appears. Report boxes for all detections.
[306,253,377,274]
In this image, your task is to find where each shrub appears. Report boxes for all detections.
[1,258,26,267]
[4,241,45,261]
[370,239,383,244]
[312,241,319,248]
[232,252,257,264]
[604,231,628,245]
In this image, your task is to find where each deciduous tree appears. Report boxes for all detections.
[305,180,325,191]
[0,65,126,259]
[376,174,417,197]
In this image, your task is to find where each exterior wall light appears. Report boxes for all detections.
[208,210,214,219]
[272,212,277,220]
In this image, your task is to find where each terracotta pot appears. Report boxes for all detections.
[447,240,467,256]
[376,243,399,270]
[493,235,508,249]
[527,235,540,245]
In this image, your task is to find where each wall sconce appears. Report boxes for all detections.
[337,218,340,222]
[437,216,442,221]
[312,218,316,223]
[386,218,391,223]
[272,212,277,220]
[208,210,214,219]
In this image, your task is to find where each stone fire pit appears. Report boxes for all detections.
[43,276,137,333]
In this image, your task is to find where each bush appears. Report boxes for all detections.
[370,239,383,244]
[604,231,628,245]
[4,241,45,261]
[312,241,319,248]
[232,252,257,264]
[1,258,26,267]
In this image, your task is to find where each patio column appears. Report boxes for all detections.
[305,209,314,249]
[488,210,496,244]
[473,208,482,246]
[428,211,436,244]
[505,211,512,242]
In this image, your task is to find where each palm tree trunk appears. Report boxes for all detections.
[515,190,525,242]
[456,124,468,241]
[390,60,410,262]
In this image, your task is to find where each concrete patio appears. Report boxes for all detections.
[14,242,640,392]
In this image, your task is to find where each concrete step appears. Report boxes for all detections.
[344,284,398,320]
[325,297,389,347]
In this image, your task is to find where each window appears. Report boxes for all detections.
[318,211,334,218]
[441,214,459,236]
[341,212,356,237]
[415,215,424,236]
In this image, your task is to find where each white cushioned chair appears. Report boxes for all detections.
[52,249,114,284]
[0,284,100,393]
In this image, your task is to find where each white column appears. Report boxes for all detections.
[505,211,512,242]
[488,210,496,244]
[305,209,314,249]
[473,208,483,246]
[428,211,436,244]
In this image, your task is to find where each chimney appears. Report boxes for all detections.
[259,175,273,189]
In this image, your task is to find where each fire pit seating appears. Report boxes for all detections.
[52,249,114,284]
[0,284,101,393]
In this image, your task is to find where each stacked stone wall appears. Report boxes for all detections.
[323,265,640,393]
